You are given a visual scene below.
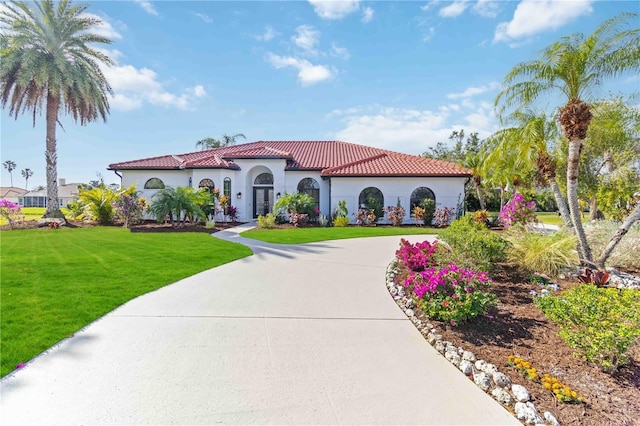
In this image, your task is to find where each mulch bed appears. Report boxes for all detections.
[404,263,640,426]
[1,220,243,233]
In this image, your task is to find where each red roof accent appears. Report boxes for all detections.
[108,141,470,177]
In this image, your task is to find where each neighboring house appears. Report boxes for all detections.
[108,140,471,223]
[0,187,28,204]
[19,179,81,208]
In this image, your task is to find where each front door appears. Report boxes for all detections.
[253,187,274,218]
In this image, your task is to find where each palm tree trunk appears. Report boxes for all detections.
[596,203,640,268]
[589,196,600,221]
[549,178,573,231]
[44,93,64,219]
[474,180,486,210]
[567,139,592,262]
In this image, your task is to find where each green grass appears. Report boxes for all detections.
[0,227,252,377]
[242,226,438,244]
[536,212,587,226]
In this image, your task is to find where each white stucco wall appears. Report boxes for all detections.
[117,168,467,224]
[329,176,467,224]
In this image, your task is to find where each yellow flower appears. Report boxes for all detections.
[543,383,552,390]
[571,391,578,398]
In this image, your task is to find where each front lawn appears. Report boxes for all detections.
[0,227,252,378]
[242,226,438,244]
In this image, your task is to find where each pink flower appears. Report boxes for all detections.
[16,363,26,369]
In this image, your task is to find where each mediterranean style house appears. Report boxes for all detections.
[107,140,471,223]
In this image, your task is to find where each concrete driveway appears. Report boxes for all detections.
[0,224,518,425]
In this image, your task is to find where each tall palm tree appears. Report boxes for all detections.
[195,137,222,150]
[1,0,113,218]
[495,12,640,263]
[221,133,246,146]
[488,110,573,230]
[21,168,33,189]
[3,160,17,186]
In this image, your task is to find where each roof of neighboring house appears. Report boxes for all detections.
[0,187,29,198]
[108,140,470,177]
[22,183,81,198]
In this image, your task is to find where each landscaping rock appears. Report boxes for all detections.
[473,371,492,391]
[445,351,461,367]
[512,384,531,402]
[544,411,559,426]
[404,298,416,309]
[493,372,512,389]
[515,402,543,424]
[405,308,414,317]
[462,350,476,362]
[427,333,443,345]
[459,360,473,376]
[37,218,66,227]
[390,286,398,296]
[491,388,512,405]
[484,363,499,376]
[434,341,446,353]
[475,360,487,372]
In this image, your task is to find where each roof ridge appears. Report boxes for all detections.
[322,152,388,174]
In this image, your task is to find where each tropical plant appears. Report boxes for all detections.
[395,238,443,272]
[112,186,146,228]
[333,216,350,227]
[413,206,425,226]
[1,0,114,218]
[433,207,455,228]
[495,12,640,264]
[0,198,22,228]
[20,168,33,189]
[422,198,436,225]
[333,200,348,219]
[195,133,246,150]
[436,216,508,273]
[148,186,206,228]
[498,193,537,228]
[3,160,16,186]
[257,213,276,229]
[78,184,119,224]
[503,228,579,277]
[65,200,86,220]
[386,198,405,226]
[274,192,315,220]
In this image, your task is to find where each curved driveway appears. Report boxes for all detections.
[0,224,518,425]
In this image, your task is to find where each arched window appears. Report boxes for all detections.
[254,173,273,185]
[223,177,231,198]
[297,178,320,210]
[410,187,436,214]
[198,178,215,193]
[359,187,384,214]
[144,178,165,189]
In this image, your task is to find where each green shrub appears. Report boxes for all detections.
[65,200,86,220]
[535,284,640,372]
[78,185,118,224]
[436,216,508,272]
[422,199,435,225]
[503,228,579,277]
[584,221,640,270]
[257,213,276,229]
[274,192,315,217]
[333,216,350,227]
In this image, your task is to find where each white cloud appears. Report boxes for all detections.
[330,43,350,60]
[308,0,360,20]
[362,7,374,23]
[255,25,279,41]
[82,13,122,40]
[194,12,212,23]
[266,53,333,86]
[447,81,500,99]
[421,1,440,12]
[102,63,206,111]
[422,27,436,42]
[439,1,468,18]
[292,25,320,56]
[494,0,593,43]
[134,0,159,17]
[472,0,500,18]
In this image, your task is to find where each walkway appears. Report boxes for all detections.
[0,224,518,425]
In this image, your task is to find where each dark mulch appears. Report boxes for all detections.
[405,264,640,426]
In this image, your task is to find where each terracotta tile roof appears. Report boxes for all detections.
[108,141,470,177]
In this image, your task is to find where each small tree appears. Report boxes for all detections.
[112,186,146,228]
[0,198,22,228]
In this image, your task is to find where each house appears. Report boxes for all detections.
[107,140,471,223]
[0,187,28,204]
[19,179,81,208]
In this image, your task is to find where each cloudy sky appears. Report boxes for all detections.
[1,0,637,188]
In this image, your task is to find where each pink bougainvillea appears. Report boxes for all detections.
[498,193,537,228]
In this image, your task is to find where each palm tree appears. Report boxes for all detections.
[195,137,222,150]
[495,12,640,263]
[221,133,246,146]
[3,160,16,186]
[148,186,206,228]
[487,110,573,230]
[21,168,33,189]
[462,153,486,210]
[1,0,114,218]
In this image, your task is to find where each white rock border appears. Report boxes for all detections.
[385,259,560,426]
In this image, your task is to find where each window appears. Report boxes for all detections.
[254,173,273,185]
[198,178,215,194]
[359,187,384,210]
[410,187,436,214]
[223,177,231,198]
[144,178,165,189]
[297,178,320,210]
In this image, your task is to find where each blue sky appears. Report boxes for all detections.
[1,0,638,189]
